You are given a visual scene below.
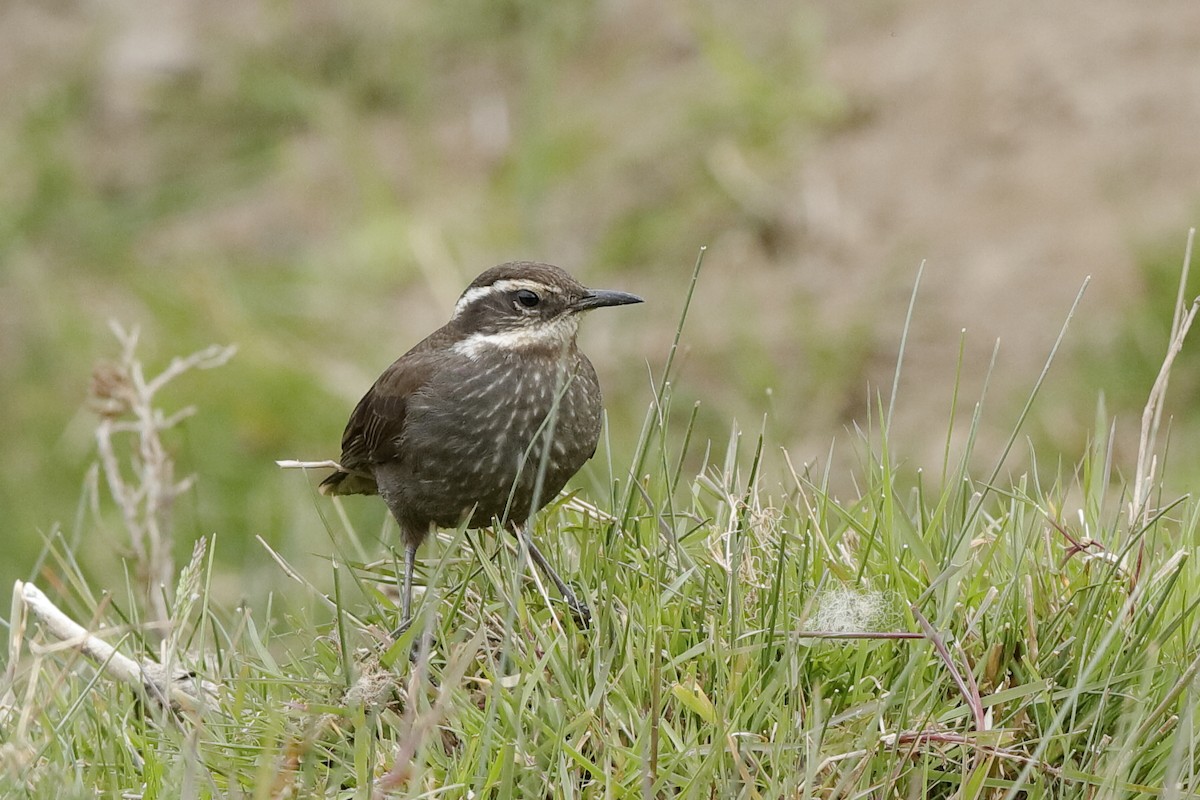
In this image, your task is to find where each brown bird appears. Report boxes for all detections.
[320,262,642,630]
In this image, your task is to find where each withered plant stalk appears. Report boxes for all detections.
[89,322,235,628]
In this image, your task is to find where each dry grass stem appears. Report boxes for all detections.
[89,321,235,627]
[1131,228,1197,533]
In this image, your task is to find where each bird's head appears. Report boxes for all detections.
[449,262,642,358]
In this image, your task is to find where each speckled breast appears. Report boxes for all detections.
[399,350,603,528]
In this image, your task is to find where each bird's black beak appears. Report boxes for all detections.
[573,288,644,311]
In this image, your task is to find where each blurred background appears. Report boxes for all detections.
[2,0,1199,599]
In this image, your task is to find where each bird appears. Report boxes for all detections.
[319,262,642,631]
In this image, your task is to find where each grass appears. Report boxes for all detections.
[6,247,1200,798]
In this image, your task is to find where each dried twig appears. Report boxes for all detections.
[12,580,216,716]
[274,459,345,471]
[89,321,235,627]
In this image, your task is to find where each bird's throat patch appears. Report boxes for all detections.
[450,314,580,359]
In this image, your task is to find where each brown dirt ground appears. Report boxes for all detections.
[790,0,1200,464]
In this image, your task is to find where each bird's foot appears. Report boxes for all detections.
[390,616,439,663]
[408,630,437,664]
[561,588,592,629]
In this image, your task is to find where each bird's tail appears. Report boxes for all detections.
[318,470,378,496]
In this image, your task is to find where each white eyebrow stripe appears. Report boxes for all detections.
[452,279,555,317]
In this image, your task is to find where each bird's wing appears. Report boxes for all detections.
[336,350,441,473]
[320,324,460,496]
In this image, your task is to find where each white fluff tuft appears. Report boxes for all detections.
[811,587,888,633]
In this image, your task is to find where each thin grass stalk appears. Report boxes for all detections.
[1132,228,1198,533]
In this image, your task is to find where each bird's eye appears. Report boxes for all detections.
[515,289,541,308]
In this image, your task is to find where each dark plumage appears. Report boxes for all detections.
[321,262,642,628]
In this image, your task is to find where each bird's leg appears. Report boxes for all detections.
[401,539,417,627]
[389,538,419,641]
[391,537,438,664]
[511,523,591,628]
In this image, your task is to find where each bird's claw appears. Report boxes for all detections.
[563,589,591,629]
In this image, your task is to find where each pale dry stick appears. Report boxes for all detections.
[1131,228,1197,534]
[274,459,346,471]
[558,493,617,523]
[92,322,236,627]
[12,581,216,716]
